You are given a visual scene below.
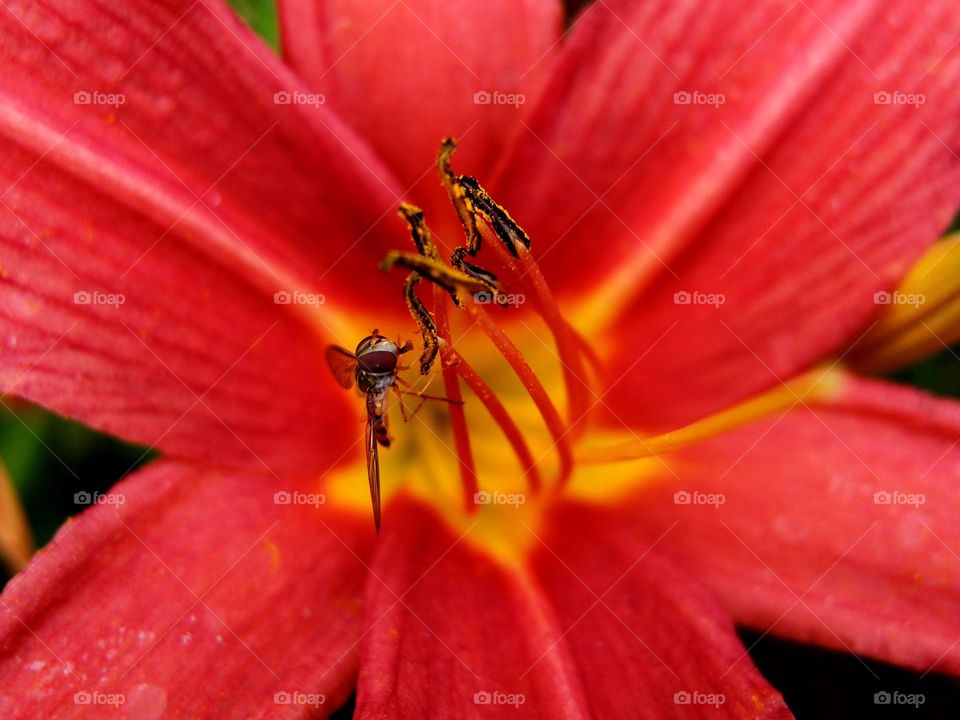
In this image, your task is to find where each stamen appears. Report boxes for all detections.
[438,138,595,429]
[381,250,488,305]
[437,137,483,254]
[432,286,479,512]
[443,345,543,493]
[382,138,600,504]
[390,201,488,375]
[467,304,574,486]
[483,235,595,428]
[397,202,442,260]
[400,273,438,375]
[577,367,845,463]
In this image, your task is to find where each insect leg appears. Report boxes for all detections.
[396,386,465,422]
[398,391,429,423]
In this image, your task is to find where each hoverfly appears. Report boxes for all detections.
[325,329,457,533]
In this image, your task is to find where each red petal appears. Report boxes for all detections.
[492,0,960,427]
[0,157,355,473]
[0,0,405,315]
[0,0,403,472]
[630,375,960,674]
[278,0,563,228]
[0,461,375,718]
[355,496,790,718]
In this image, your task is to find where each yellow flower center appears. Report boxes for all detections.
[320,286,847,569]
[315,138,849,565]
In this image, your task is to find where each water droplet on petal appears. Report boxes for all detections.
[125,684,167,720]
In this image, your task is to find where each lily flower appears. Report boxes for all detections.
[1,0,960,717]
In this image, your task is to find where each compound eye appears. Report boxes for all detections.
[358,350,398,373]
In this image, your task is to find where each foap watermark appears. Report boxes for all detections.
[473,290,525,307]
[74,491,126,507]
[874,690,924,708]
[74,290,125,308]
[674,690,725,707]
[473,90,525,108]
[474,490,526,508]
[274,290,325,307]
[674,490,725,508]
[873,90,925,108]
[674,90,725,108]
[473,690,525,708]
[74,691,125,708]
[74,90,126,108]
[873,290,925,308]
[274,690,326,708]
[274,490,326,508]
[674,290,725,307]
[273,90,326,108]
[873,490,925,508]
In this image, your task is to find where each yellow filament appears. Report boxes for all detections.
[0,460,33,572]
[576,366,846,464]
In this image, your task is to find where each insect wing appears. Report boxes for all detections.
[365,415,382,533]
[325,345,357,389]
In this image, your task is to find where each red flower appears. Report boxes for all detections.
[2,0,960,717]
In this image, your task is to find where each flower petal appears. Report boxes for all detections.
[492,0,960,428]
[629,374,960,674]
[0,153,356,473]
[0,460,375,718]
[355,496,791,718]
[0,0,407,473]
[0,0,405,315]
[278,0,563,226]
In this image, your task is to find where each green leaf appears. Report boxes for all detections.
[228,0,279,50]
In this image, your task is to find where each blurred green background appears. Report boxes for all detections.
[1,1,958,718]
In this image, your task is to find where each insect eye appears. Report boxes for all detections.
[358,350,398,373]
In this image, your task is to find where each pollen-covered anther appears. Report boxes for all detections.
[382,138,598,506]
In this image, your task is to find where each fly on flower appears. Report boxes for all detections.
[325,330,460,533]
[327,139,533,535]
